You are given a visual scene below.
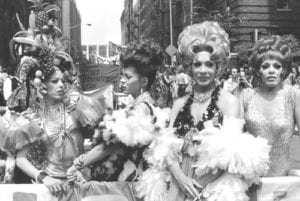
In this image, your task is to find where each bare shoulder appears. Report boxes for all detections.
[173,94,190,110]
[169,94,190,126]
[218,89,240,117]
[219,90,239,106]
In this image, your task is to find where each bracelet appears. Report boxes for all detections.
[74,154,86,170]
[36,170,49,184]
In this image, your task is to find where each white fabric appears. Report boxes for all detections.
[257,177,300,201]
[3,77,12,101]
[0,184,57,201]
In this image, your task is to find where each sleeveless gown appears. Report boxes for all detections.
[169,87,223,201]
[242,86,296,176]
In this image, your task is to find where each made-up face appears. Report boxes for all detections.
[259,58,283,89]
[45,70,66,103]
[120,66,144,98]
[191,51,217,90]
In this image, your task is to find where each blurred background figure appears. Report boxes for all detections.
[176,65,191,98]
[223,67,239,94]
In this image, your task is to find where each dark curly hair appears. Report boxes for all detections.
[250,35,292,79]
[120,39,164,90]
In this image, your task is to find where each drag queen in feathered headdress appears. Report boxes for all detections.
[0,0,107,197]
[156,21,271,201]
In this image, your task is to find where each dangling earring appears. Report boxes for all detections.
[140,87,144,95]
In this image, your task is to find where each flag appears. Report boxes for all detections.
[108,41,121,57]
[79,63,120,91]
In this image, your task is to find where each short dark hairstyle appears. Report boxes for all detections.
[250,35,292,79]
[120,39,164,90]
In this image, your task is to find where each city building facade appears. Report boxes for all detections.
[0,0,32,68]
[57,0,82,62]
[121,0,300,65]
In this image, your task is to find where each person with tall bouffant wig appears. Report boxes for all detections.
[163,21,270,201]
[241,35,300,177]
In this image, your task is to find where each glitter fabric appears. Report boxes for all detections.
[242,86,296,176]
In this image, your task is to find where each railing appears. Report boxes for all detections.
[1,176,300,201]
[0,184,57,201]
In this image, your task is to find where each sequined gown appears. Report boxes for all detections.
[242,86,296,176]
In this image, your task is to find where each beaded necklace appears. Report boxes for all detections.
[173,86,223,137]
[43,102,67,142]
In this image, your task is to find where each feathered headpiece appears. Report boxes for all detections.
[7,0,77,112]
[10,0,77,83]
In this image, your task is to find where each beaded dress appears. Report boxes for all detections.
[242,86,296,176]
[0,91,106,179]
[169,86,223,201]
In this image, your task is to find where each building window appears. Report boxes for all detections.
[277,0,291,10]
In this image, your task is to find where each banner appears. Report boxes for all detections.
[79,64,120,92]
[108,41,121,57]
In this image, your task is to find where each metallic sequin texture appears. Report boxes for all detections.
[242,86,296,176]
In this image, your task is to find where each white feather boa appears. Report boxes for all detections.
[103,107,171,147]
[136,128,183,201]
[101,105,180,201]
[136,117,270,201]
[193,117,271,201]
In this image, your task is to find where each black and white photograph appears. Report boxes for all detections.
[0,0,300,200]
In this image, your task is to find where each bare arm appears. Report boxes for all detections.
[17,146,68,196]
[16,146,39,179]
[294,88,300,136]
[166,158,202,198]
[218,90,240,118]
[75,143,122,169]
[169,96,188,127]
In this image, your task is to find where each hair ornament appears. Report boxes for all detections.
[6,0,77,112]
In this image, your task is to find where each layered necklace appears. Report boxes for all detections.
[173,86,223,137]
[43,102,66,138]
[193,88,215,103]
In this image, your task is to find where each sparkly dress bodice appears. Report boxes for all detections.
[35,103,83,177]
[242,87,296,176]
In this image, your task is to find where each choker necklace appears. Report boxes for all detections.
[193,89,214,103]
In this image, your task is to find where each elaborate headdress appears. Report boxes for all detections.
[7,0,78,112]
[177,21,230,70]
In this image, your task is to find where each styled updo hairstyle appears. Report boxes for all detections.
[120,39,164,91]
[250,35,292,79]
[177,21,230,72]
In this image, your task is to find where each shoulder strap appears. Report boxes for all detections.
[141,101,157,123]
[142,101,154,116]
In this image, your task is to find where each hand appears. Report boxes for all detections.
[66,166,86,183]
[73,154,86,170]
[43,176,67,197]
[175,174,203,198]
